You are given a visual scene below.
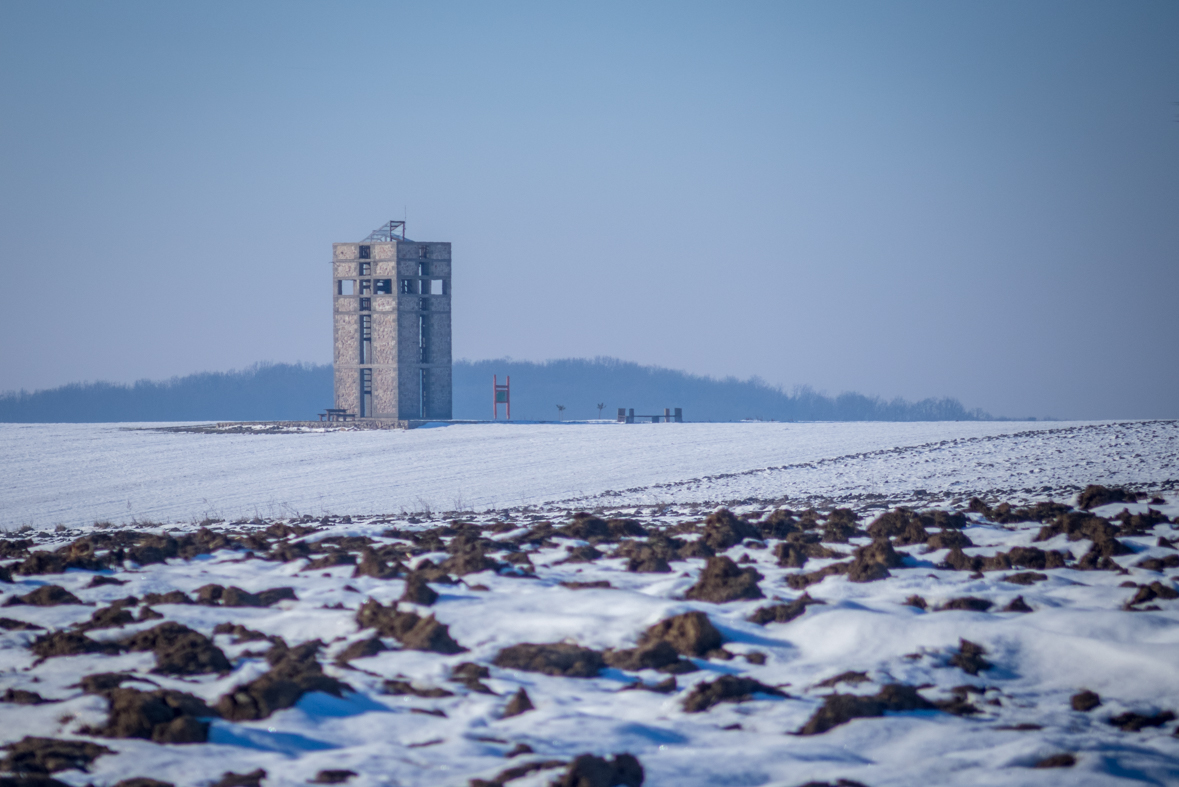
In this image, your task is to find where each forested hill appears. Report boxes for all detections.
[0,358,995,423]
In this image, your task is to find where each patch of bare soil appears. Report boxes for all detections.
[1108,710,1176,731]
[501,688,534,718]
[559,545,604,564]
[30,630,120,660]
[1001,596,1033,612]
[84,686,215,743]
[216,640,350,721]
[603,640,695,674]
[334,637,387,663]
[449,662,495,693]
[925,529,973,551]
[3,586,83,607]
[1078,485,1139,510]
[210,769,266,787]
[847,539,903,582]
[1003,572,1048,585]
[699,509,761,552]
[560,580,612,590]
[1126,581,1179,608]
[400,574,439,605]
[682,675,787,712]
[1136,555,1179,572]
[684,557,763,603]
[552,753,643,787]
[1,737,113,774]
[748,594,826,625]
[76,601,136,631]
[948,639,991,675]
[814,671,870,689]
[468,759,568,787]
[1033,753,1076,768]
[120,622,231,675]
[639,611,724,657]
[937,597,993,612]
[354,599,465,653]
[492,642,604,678]
[192,584,297,607]
[1071,690,1101,711]
[0,617,43,631]
[1,688,50,705]
[796,684,937,734]
[382,680,454,698]
[943,546,1068,573]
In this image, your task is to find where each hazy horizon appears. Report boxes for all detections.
[2,2,1176,420]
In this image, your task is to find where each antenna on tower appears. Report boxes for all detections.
[362,220,407,242]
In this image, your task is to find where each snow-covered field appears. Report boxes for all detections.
[2,420,1177,530]
[1,420,1177,786]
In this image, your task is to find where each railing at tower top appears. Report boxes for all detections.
[363,221,408,242]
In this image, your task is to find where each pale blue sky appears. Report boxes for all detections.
[1,1,1176,418]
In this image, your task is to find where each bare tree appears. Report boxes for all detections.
[556,404,566,421]
[596,402,605,419]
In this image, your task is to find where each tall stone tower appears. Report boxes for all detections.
[332,221,452,420]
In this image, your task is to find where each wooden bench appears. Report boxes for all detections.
[320,409,356,422]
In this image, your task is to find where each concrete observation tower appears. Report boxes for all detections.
[331,221,452,420]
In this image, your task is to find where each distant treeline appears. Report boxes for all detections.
[0,357,995,423]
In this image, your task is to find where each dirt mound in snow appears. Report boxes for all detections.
[492,642,605,678]
[76,600,137,631]
[1108,710,1176,731]
[400,573,439,605]
[925,530,973,551]
[355,599,465,653]
[120,622,231,675]
[603,640,695,673]
[1078,485,1139,510]
[501,688,534,718]
[1071,690,1101,711]
[84,686,216,743]
[639,611,724,656]
[31,630,121,660]
[748,594,826,625]
[943,546,1069,573]
[797,684,937,734]
[699,509,761,552]
[216,640,350,721]
[552,753,643,787]
[3,586,83,607]
[948,639,991,675]
[192,584,297,607]
[682,675,787,712]
[937,597,993,612]
[1,736,114,774]
[868,509,966,540]
[684,557,763,602]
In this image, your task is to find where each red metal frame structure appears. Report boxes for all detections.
[493,375,510,420]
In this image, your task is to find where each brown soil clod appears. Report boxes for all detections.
[560,580,612,590]
[492,642,605,678]
[3,585,83,607]
[1,737,114,774]
[937,597,993,612]
[216,639,350,720]
[501,688,534,718]
[682,675,788,712]
[621,677,678,694]
[604,640,696,674]
[31,630,121,660]
[84,686,216,743]
[1001,596,1033,613]
[796,684,937,735]
[2,688,51,705]
[640,611,724,657]
[1071,690,1101,712]
[334,636,387,663]
[352,547,403,579]
[355,599,465,653]
[1108,710,1176,732]
[382,680,454,698]
[1078,485,1139,510]
[311,769,358,784]
[0,617,43,631]
[1032,753,1076,768]
[111,779,176,787]
[814,671,870,689]
[210,769,266,787]
[1126,581,1179,607]
[948,639,992,675]
[86,575,128,588]
[748,594,826,625]
[552,753,643,787]
[120,622,231,675]
[904,595,928,610]
[1137,555,1179,572]
[700,509,761,552]
[469,759,569,787]
[141,590,192,606]
[76,604,136,631]
[1003,572,1048,585]
[400,573,440,605]
[684,556,764,603]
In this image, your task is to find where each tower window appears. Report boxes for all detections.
[429,279,444,295]
[374,279,392,294]
[359,298,371,311]
[359,261,371,276]
[360,279,372,295]
[360,368,372,417]
[360,315,372,364]
[418,245,428,258]
[337,280,355,295]
[400,279,414,294]
[359,245,371,259]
